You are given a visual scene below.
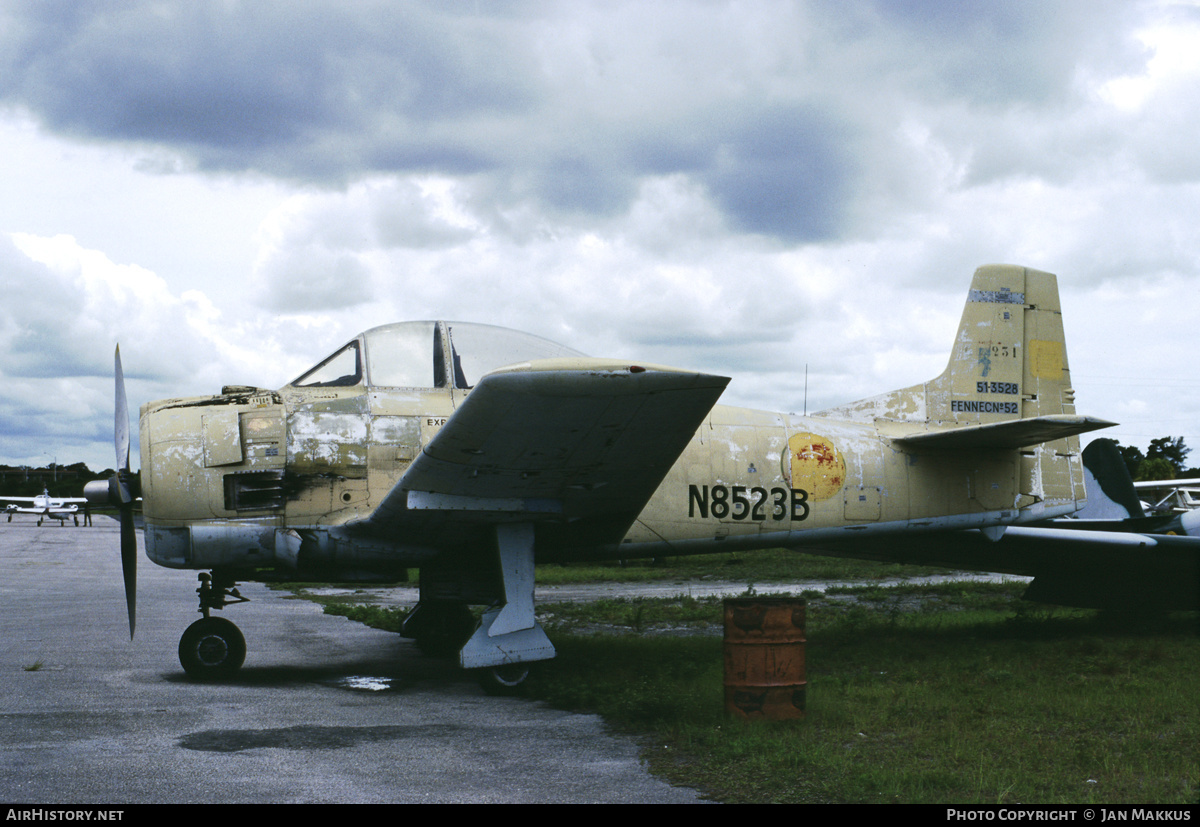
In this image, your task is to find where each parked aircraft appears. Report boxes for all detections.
[1061,439,1200,539]
[1134,478,1200,515]
[2,488,87,526]
[86,264,1198,691]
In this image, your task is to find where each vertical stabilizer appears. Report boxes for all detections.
[929,264,1075,425]
[1076,438,1145,520]
[817,264,1078,426]
[817,264,1101,520]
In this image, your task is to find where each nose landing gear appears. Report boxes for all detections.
[178,572,249,680]
[179,616,246,680]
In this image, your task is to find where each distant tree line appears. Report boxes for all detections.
[0,463,112,498]
[1109,436,1198,481]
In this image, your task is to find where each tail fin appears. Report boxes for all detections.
[937,264,1074,424]
[1077,438,1145,520]
[1073,438,1200,536]
[820,264,1114,447]
[816,264,1114,520]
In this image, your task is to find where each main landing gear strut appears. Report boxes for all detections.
[178,572,249,680]
[403,523,554,695]
[460,523,554,695]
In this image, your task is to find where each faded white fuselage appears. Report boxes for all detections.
[139,265,1091,580]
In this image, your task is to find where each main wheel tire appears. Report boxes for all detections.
[411,603,476,657]
[179,617,246,680]
[475,663,531,696]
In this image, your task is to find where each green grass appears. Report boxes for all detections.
[522,591,1200,804]
[322,601,410,631]
[298,559,1199,804]
[535,548,954,585]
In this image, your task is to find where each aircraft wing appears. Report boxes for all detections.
[0,497,86,504]
[1133,478,1200,489]
[802,525,1200,610]
[360,359,730,547]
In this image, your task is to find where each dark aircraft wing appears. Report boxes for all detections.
[360,359,729,548]
[802,525,1200,610]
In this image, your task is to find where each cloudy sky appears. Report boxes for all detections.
[1,0,1198,474]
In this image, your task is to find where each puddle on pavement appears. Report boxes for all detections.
[327,675,396,692]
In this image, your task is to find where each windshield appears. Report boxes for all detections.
[290,321,585,390]
[290,340,362,388]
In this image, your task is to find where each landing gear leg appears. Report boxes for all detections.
[178,572,250,681]
[459,523,554,694]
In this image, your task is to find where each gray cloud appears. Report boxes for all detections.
[2,0,1149,247]
[0,0,1196,467]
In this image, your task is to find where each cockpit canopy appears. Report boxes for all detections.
[288,321,585,390]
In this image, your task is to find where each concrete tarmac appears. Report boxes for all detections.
[0,520,705,804]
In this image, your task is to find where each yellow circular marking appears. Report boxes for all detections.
[786,433,845,501]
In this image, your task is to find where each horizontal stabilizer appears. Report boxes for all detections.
[892,414,1115,450]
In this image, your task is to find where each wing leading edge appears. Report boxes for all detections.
[364,358,730,547]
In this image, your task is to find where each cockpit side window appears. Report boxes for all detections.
[446,323,585,388]
[364,321,438,388]
[291,341,362,388]
[303,321,584,391]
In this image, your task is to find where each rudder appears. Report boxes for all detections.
[817,264,1082,428]
[815,264,1110,521]
[933,264,1075,426]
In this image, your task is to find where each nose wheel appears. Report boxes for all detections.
[179,572,250,680]
[179,616,246,680]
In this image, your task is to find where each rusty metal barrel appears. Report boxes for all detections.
[723,597,806,720]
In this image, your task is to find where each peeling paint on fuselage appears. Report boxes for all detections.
[138,268,1094,580]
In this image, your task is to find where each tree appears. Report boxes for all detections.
[1134,457,1176,482]
[1116,443,1145,480]
[1144,436,1190,479]
[1105,437,1193,482]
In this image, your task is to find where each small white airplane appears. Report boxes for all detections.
[1134,478,1200,515]
[2,488,88,526]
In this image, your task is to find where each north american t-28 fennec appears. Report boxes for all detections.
[87,264,1199,691]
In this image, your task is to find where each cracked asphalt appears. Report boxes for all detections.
[0,520,706,804]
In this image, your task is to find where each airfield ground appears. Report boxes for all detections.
[0,520,705,804]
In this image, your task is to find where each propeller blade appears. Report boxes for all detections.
[114,346,131,502]
[114,345,136,638]
[121,502,137,639]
